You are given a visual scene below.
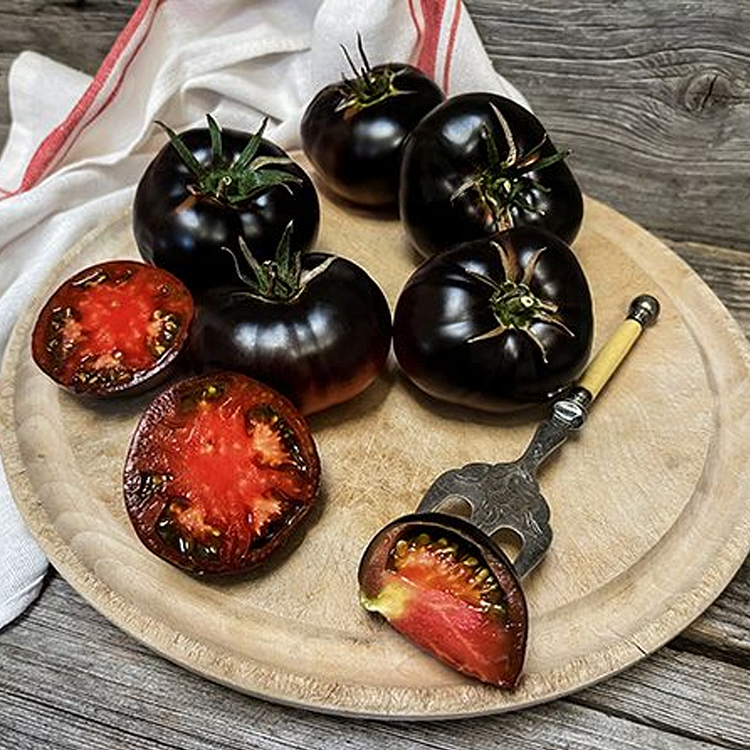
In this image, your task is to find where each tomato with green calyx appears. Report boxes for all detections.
[123,371,320,576]
[399,92,583,257]
[393,227,593,413]
[301,35,444,207]
[31,260,193,398]
[189,224,392,415]
[359,513,527,688]
[133,115,320,294]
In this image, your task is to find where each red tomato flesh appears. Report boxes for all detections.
[359,521,527,688]
[32,260,193,396]
[124,372,320,575]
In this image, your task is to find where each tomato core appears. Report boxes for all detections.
[67,275,171,369]
[162,394,307,543]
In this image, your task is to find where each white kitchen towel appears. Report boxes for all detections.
[0,0,528,629]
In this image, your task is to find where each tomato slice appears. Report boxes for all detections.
[123,372,320,575]
[31,260,194,397]
[359,515,527,688]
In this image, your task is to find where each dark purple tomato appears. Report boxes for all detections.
[31,260,194,398]
[133,116,320,294]
[189,232,392,415]
[301,38,444,207]
[123,371,320,576]
[393,227,594,412]
[399,92,584,257]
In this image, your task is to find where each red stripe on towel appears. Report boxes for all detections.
[414,0,448,79]
[1,0,161,197]
[441,0,462,91]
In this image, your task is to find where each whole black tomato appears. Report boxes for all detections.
[399,92,584,257]
[393,227,594,413]
[189,228,392,415]
[133,115,320,294]
[301,37,444,207]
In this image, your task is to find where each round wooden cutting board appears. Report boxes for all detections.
[2,184,750,719]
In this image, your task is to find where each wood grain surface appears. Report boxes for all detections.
[1,1,749,748]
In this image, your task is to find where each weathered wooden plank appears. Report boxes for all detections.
[0,52,10,150]
[574,649,750,748]
[670,241,750,332]
[0,1,134,84]
[0,574,730,750]
[676,543,750,669]
[0,1,135,57]
[463,0,750,253]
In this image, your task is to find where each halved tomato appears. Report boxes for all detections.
[123,371,320,576]
[31,260,193,397]
[359,514,527,688]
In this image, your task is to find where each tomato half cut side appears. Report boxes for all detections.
[31,260,194,397]
[359,513,528,688]
[123,372,321,576]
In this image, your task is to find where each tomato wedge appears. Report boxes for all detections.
[359,514,527,688]
[31,260,194,397]
[123,372,320,576]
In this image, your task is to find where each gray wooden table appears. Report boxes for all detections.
[1,2,749,748]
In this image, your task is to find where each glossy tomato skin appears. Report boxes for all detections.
[189,253,393,415]
[123,371,320,576]
[31,260,194,398]
[301,64,444,207]
[399,92,583,257]
[393,227,593,412]
[133,127,320,293]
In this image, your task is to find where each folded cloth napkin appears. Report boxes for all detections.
[0,0,528,629]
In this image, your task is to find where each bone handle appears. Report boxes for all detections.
[577,294,660,401]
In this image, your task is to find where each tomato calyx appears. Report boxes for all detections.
[222,223,335,303]
[467,240,574,362]
[452,103,571,231]
[155,115,302,205]
[335,34,412,116]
